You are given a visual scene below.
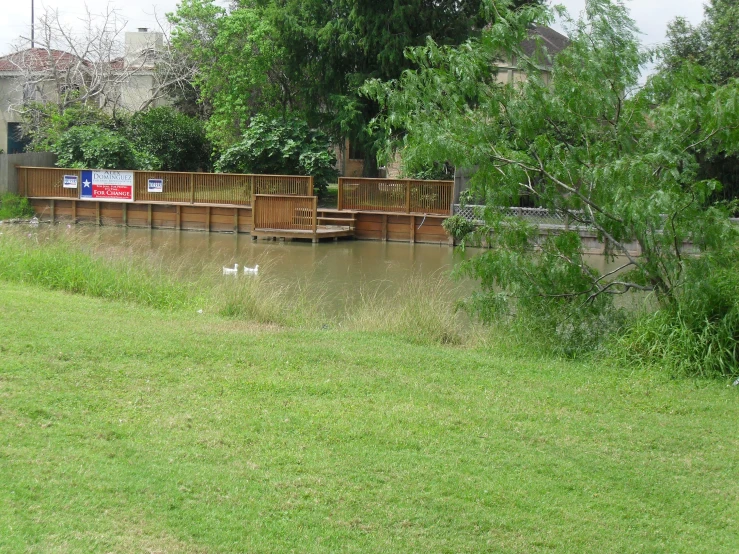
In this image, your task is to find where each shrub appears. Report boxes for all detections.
[22,103,118,152]
[620,248,739,378]
[52,125,155,170]
[126,107,211,171]
[214,115,338,196]
[0,193,35,220]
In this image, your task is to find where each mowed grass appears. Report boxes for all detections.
[1,282,738,553]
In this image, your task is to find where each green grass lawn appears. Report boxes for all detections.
[1,281,738,553]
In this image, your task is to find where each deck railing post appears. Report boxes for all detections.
[190,173,195,204]
[405,180,411,213]
[312,196,318,235]
[250,175,255,205]
[337,178,343,211]
[309,176,314,196]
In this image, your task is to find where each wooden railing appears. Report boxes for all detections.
[18,167,313,206]
[338,177,453,215]
[19,167,82,199]
[252,194,317,232]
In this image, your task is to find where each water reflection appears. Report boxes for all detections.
[72,227,631,305]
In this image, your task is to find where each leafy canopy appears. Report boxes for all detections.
[52,126,156,170]
[126,107,210,172]
[214,115,338,195]
[366,0,739,358]
[169,0,543,166]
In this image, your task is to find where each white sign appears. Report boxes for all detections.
[148,178,164,193]
[80,170,135,202]
[63,175,78,189]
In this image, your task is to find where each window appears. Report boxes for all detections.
[7,123,30,154]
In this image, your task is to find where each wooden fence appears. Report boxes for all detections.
[18,167,313,206]
[338,177,453,215]
[252,194,317,232]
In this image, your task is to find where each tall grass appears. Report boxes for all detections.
[342,273,471,345]
[0,228,476,345]
[0,229,197,310]
[0,193,34,220]
[212,271,330,327]
[617,251,739,378]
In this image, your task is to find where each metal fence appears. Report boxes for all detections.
[453,204,587,227]
[19,167,313,206]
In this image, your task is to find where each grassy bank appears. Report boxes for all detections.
[1,281,738,552]
[0,228,471,345]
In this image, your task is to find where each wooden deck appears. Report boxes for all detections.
[251,224,355,242]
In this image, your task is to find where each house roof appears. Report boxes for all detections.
[0,48,89,72]
[521,25,569,59]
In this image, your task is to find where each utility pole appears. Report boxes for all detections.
[31,0,35,48]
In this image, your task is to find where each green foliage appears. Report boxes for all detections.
[620,246,739,378]
[366,0,739,361]
[0,194,35,220]
[442,214,477,242]
[168,0,292,148]
[126,107,211,171]
[22,103,118,152]
[51,126,156,170]
[169,0,547,166]
[0,231,193,309]
[214,115,338,195]
[662,0,739,84]
[661,0,739,205]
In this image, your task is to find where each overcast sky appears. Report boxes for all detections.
[0,0,706,57]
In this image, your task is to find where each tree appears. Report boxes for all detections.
[214,115,338,195]
[126,107,211,171]
[51,125,155,170]
[168,0,294,149]
[366,0,739,358]
[662,0,739,85]
[169,0,543,166]
[8,6,196,140]
[661,0,739,204]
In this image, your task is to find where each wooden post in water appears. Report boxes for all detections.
[72,200,77,223]
[50,199,55,223]
[96,202,101,226]
[123,203,128,227]
[311,196,318,242]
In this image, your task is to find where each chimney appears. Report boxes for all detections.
[124,29,163,67]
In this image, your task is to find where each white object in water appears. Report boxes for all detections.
[222,263,239,276]
[243,264,259,275]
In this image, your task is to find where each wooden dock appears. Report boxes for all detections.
[20,167,456,245]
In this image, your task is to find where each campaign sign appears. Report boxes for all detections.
[63,175,78,189]
[147,178,163,193]
[80,170,135,202]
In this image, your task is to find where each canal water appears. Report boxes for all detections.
[70,226,629,309]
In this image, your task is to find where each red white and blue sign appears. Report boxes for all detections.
[147,178,163,193]
[80,170,135,202]
[63,175,78,188]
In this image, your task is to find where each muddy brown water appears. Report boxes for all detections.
[59,226,636,311]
